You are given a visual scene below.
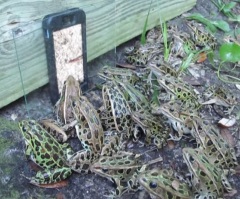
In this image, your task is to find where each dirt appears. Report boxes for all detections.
[0,0,240,199]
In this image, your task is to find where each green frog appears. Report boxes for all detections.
[19,120,73,185]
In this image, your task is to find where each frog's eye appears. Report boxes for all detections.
[72,101,77,107]
[149,181,157,189]
[189,155,194,162]
[21,126,27,132]
[102,168,108,173]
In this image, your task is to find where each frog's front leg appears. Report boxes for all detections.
[67,149,94,174]
[27,167,72,185]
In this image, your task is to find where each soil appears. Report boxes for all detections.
[0,0,240,199]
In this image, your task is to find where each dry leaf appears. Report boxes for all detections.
[218,117,236,127]
[172,180,180,191]
[56,192,66,199]
[220,128,235,147]
[167,140,175,149]
[196,52,207,63]
[201,98,217,105]
[188,68,200,78]
[29,161,42,172]
[202,97,229,107]
[116,62,136,69]
[223,188,237,197]
[234,165,240,174]
[235,84,240,90]
[36,180,68,188]
[10,114,17,121]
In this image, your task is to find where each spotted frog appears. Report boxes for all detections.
[187,21,217,50]
[131,111,170,148]
[100,81,132,135]
[138,168,192,199]
[91,154,162,197]
[192,120,238,170]
[183,147,233,199]
[19,120,73,185]
[152,101,200,140]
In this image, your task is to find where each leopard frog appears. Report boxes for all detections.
[39,119,69,143]
[98,65,140,85]
[19,120,73,185]
[91,154,162,197]
[152,101,199,140]
[113,77,150,111]
[55,75,81,125]
[131,111,170,148]
[138,168,192,199]
[183,147,233,198]
[192,120,238,170]
[157,75,199,107]
[202,86,237,115]
[125,41,161,67]
[187,21,217,50]
[101,81,132,135]
[67,95,105,173]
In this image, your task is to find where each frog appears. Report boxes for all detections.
[19,120,73,185]
[138,168,192,199]
[183,147,233,199]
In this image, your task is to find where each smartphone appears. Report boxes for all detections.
[42,8,87,104]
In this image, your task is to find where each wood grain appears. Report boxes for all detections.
[0,0,196,108]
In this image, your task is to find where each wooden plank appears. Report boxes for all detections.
[0,0,196,108]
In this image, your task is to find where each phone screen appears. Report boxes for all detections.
[52,24,84,91]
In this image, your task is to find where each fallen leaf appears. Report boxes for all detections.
[235,165,240,174]
[202,97,229,107]
[188,68,201,78]
[56,192,66,199]
[35,180,68,188]
[172,180,180,190]
[196,52,207,63]
[218,117,236,127]
[223,188,237,197]
[219,127,235,147]
[236,84,240,90]
[29,161,42,172]
[182,76,203,86]
[201,98,218,105]
[167,140,175,149]
[10,114,18,121]
[116,62,136,69]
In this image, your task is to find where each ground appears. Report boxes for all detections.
[0,0,240,198]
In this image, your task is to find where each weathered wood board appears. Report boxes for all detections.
[0,0,196,108]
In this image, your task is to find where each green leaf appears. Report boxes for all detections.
[151,87,160,106]
[222,2,236,13]
[208,50,215,65]
[141,0,152,44]
[211,20,230,32]
[219,43,240,62]
[186,13,216,33]
[229,15,240,22]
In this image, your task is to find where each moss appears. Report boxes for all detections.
[0,117,19,133]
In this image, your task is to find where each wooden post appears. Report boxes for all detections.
[0,0,196,108]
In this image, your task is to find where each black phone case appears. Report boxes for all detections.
[42,8,88,104]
